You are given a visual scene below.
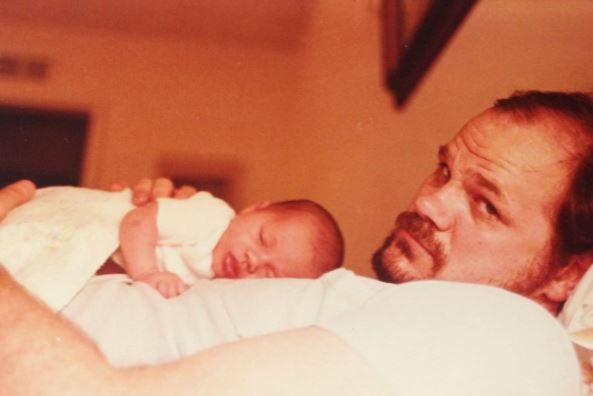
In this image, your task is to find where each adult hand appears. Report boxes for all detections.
[0,179,36,221]
[109,178,197,206]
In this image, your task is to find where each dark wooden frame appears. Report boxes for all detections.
[382,0,479,107]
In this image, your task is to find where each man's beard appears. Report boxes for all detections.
[372,211,446,283]
[372,212,556,297]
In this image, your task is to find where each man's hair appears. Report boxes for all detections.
[267,199,344,276]
[493,90,593,260]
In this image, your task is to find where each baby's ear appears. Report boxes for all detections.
[240,200,272,214]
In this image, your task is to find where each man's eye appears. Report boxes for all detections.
[476,197,498,219]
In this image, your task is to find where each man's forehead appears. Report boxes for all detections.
[441,110,577,219]
[448,110,576,173]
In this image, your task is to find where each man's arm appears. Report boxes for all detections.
[123,327,392,396]
[0,267,120,396]
[0,179,35,221]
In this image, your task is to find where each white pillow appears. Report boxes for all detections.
[559,262,593,395]
[560,263,593,345]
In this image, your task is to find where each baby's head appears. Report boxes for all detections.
[211,199,344,279]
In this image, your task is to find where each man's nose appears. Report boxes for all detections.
[411,184,457,231]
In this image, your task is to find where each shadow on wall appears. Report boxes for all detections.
[159,155,243,207]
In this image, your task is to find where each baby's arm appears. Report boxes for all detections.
[119,203,188,298]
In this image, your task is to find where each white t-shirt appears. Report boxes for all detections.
[61,268,381,366]
[322,279,580,396]
[61,269,581,395]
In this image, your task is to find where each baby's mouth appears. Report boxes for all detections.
[223,253,240,278]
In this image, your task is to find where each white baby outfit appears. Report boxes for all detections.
[0,186,234,311]
[112,189,235,283]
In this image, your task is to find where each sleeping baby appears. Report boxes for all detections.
[0,184,343,308]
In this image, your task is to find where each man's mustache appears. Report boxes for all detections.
[372,211,444,276]
[394,212,438,253]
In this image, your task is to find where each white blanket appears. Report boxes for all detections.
[0,186,134,311]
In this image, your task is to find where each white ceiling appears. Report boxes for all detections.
[0,0,315,49]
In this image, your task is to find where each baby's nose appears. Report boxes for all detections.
[245,250,270,274]
[244,250,259,273]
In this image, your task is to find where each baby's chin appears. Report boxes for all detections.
[210,255,225,278]
[211,264,224,278]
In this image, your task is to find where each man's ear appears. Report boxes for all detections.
[536,253,593,312]
[240,200,272,214]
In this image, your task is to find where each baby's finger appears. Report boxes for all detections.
[176,281,189,296]
[166,281,182,298]
[132,178,154,206]
[151,178,175,199]
[107,181,128,192]
[155,280,173,298]
[173,185,198,199]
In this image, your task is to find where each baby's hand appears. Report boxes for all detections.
[136,271,189,298]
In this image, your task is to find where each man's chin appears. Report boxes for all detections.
[373,265,402,283]
[372,230,424,283]
[372,241,434,284]
[373,257,417,284]
[372,245,409,283]
[371,235,396,282]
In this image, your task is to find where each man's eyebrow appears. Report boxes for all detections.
[468,171,503,199]
[438,145,449,161]
[439,144,502,198]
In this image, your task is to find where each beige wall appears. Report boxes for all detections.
[1,0,593,277]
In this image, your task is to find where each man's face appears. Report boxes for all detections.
[374,110,576,299]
